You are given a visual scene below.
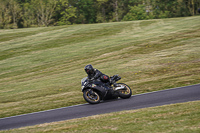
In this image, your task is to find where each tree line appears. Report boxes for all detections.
[0,0,200,29]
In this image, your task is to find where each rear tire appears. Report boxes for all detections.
[83,89,101,104]
[118,83,132,99]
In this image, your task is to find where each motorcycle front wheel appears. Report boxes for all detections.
[117,83,132,99]
[83,89,101,104]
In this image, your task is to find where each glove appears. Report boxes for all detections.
[88,78,93,83]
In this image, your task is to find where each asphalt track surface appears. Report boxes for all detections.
[1,84,200,130]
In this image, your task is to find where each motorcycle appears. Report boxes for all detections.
[81,75,132,104]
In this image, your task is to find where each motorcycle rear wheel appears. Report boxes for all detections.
[83,89,101,104]
[118,83,132,99]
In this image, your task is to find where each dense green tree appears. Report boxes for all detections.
[76,0,97,24]
[123,4,152,21]
[185,0,200,15]
[21,2,35,27]
[55,0,77,25]
[96,0,109,23]
[31,0,57,26]
[9,0,22,28]
[0,0,11,28]
[0,0,21,28]
[0,0,200,29]
[120,0,143,20]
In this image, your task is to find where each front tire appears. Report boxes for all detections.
[83,89,101,104]
[118,83,132,99]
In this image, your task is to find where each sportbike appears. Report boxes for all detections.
[81,75,132,104]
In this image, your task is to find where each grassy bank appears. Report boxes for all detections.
[1,101,200,133]
[0,16,200,118]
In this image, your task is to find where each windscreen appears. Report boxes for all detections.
[81,77,88,86]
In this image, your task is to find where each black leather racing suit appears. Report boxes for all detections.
[87,68,103,81]
[87,68,113,90]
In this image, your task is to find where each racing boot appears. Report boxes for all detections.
[110,78,120,87]
[113,82,120,87]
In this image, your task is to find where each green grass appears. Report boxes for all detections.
[1,101,200,133]
[0,16,200,118]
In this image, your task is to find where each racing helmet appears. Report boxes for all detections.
[84,64,94,75]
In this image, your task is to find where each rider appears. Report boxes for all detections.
[84,64,119,87]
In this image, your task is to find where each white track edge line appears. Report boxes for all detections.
[132,83,200,97]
